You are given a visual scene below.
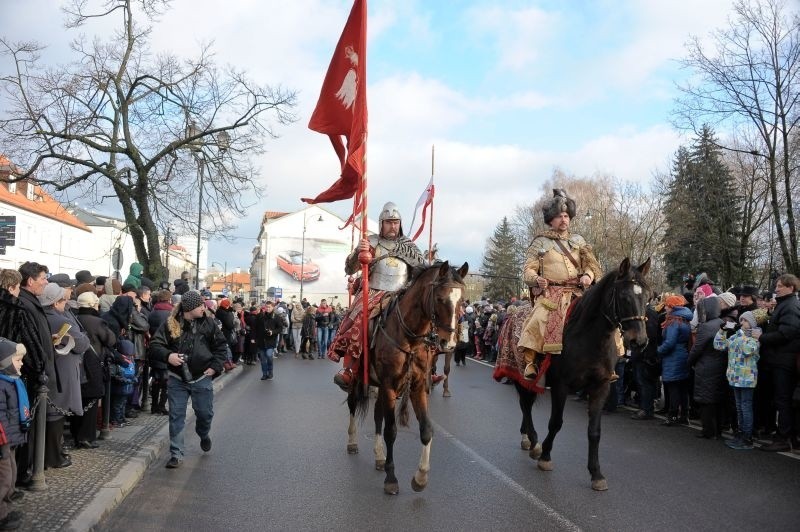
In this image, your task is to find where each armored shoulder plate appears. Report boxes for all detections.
[568,233,587,249]
[529,236,556,254]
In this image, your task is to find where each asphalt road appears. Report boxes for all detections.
[99,355,800,532]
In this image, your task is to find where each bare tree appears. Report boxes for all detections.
[0,0,296,280]
[674,0,800,274]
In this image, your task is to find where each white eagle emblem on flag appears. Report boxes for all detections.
[335,45,359,110]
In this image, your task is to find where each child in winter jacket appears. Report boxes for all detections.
[110,340,138,427]
[714,310,763,449]
[0,337,30,529]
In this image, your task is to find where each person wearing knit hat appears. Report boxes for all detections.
[0,337,25,374]
[664,294,687,308]
[0,336,29,526]
[149,287,227,468]
[718,292,737,309]
[218,298,231,309]
[713,308,762,450]
[180,290,204,313]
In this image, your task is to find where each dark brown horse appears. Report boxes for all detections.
[493,257,650,490]
[346,261,468,495]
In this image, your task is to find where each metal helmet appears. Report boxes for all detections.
[379,202,402,222]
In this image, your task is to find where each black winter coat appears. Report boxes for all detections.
[759,293,800,370]
[75,307,118,399]
[217,307,237,344]
[688,297,727,404]
[254,312,283,349]
[630,306,661,369]
[0,288,51,388]
[149,309,227,380]
[16,289,59,394]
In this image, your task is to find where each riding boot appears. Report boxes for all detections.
[334,355,360,392]
[522,348,540,380]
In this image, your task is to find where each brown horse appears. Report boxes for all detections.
[493,257,650,490]
[346,260,468,495]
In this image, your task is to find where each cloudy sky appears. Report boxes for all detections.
[4,0,745,272]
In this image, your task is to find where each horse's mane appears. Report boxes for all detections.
[566,265,649,328]
[566,269,619,326]
[401,261,465,297]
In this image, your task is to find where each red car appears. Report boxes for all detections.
[276,251,320,281]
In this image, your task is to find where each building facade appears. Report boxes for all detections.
[249,205,377,306]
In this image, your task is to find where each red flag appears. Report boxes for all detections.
[302,0,367,209]
[409,176,435,241]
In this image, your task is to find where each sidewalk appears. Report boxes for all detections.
[12,366,243,532]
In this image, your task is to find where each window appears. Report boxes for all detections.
[26,183,35,201]
[7,181,16,194]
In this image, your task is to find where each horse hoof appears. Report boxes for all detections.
[384,482,399,495]
[537,459,553,471]
[520,438,531,451]
[442,389,451,398]
[592,478,608,491]
[375,460,385,471]
[411,477,427,492]
[529,443,542,460]
[347,444,359,455]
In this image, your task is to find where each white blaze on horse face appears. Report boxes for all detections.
[633,284,643,295]
[445,287,464,348]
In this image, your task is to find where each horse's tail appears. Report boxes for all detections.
[352,384,370,423]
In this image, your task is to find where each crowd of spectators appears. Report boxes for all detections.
[456,273,800,454]
[0,259,346,530]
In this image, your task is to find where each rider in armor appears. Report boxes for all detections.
[329,202,439,391]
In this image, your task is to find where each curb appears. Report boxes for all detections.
[67,366,245,532]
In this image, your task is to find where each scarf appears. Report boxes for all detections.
[0,374,31,431]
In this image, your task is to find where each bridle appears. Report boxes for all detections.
[379,270,463,353]
[603,278,647,332]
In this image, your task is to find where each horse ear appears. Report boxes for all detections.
[637,257,651,276]
[458,262,469,279]
[617,257,631,277]
[438,261,450,276]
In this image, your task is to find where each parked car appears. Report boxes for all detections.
[276,251,320,281]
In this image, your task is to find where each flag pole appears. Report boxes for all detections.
[428,145,435,263]
[358,133,371,396]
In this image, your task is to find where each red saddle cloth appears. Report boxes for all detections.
[327,290,388,363]
[492,304,551,394]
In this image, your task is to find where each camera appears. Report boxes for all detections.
[179,354,193,382]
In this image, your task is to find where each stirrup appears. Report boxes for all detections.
[523,362,539,381]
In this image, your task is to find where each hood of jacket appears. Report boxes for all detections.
[670,306,693,321]
[703,296,721,320]
[129,262,144,277]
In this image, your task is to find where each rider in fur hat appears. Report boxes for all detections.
[517,189,607,381]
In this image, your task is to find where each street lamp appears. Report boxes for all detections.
[299,212,323,302]
[185,121,229,289]
[212,261,227,294]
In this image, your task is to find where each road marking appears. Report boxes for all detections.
[432,420,583,532]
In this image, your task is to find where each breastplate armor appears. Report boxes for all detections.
[369,256,409,291]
